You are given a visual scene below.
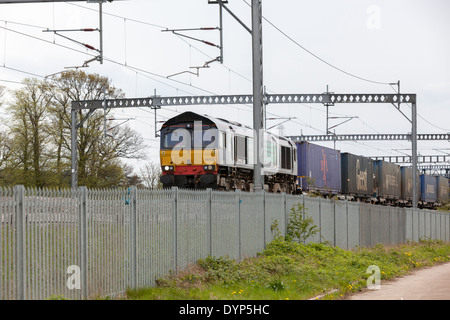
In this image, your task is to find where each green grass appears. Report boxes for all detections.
[437,202,450,212]
[126,238,450,300]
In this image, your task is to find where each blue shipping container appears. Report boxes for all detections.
[420,174,437,203]
[295,141,341,194]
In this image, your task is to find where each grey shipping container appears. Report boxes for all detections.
[400,166,420,202]
[373,160,401,200]
[341,153,374,197]
[436,176,449,204]
[295,141,341,194]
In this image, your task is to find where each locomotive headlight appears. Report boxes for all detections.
[164,166,170,171]
[163,165,174,172]
[203,165,215,171]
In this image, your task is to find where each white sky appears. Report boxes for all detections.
[0,0,449,173]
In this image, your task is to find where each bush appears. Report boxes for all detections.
[286,202,319,243]
[198,256,235,271]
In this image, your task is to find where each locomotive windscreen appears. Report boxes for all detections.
[160,122,217,150]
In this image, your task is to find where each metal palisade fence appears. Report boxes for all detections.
[1,185,449,300]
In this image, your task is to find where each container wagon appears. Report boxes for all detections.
[419,174,437,208]
[373,160,401,205]
[341,153,375,201]
[436,175,449,205]
[295,141,341,196]
[399,166,420,207]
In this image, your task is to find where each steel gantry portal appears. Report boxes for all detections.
[71,92,426,208]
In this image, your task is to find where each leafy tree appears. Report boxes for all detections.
[0,71,147,188]
[0,129,13,180]
[47,70,147,188]
[5,79,52,187]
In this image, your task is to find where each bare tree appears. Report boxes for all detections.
[0,85,5,106]
[139,162,162,190]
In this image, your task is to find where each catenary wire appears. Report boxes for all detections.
[241,0,393,86]
[0,12,424,157]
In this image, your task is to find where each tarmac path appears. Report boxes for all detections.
[347,261,450,300]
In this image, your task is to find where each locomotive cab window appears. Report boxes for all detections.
[265,139,277,167]
[161,129,188,149]
[198,127,217,150]
[160,123,217,150]
[234,135,247,164]
[281,146,292,170]
[219,131,226,149]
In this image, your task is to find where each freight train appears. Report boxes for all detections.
[159,111,449,208]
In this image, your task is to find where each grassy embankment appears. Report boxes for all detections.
[127,203,450,300]
[126,239,450,300]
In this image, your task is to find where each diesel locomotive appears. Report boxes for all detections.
[159,111,297,193]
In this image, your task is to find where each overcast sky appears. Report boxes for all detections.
[0,0,449,172]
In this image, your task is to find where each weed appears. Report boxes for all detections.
[266,279,286,292]
[286,202,319,243]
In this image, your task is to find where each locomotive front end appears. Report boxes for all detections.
[159,113,219,189]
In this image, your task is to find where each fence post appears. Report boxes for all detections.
[235,189,241,261]
[301,193,306,244]
[318,196,322,243]
[172,187,178,273]
[333,198,336,247]
[78,186,87,299]
[283,193,288,237]
[130,187,137,289]
[262,190,266,249]
[14,185,25,300]
[206,188,212,257]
